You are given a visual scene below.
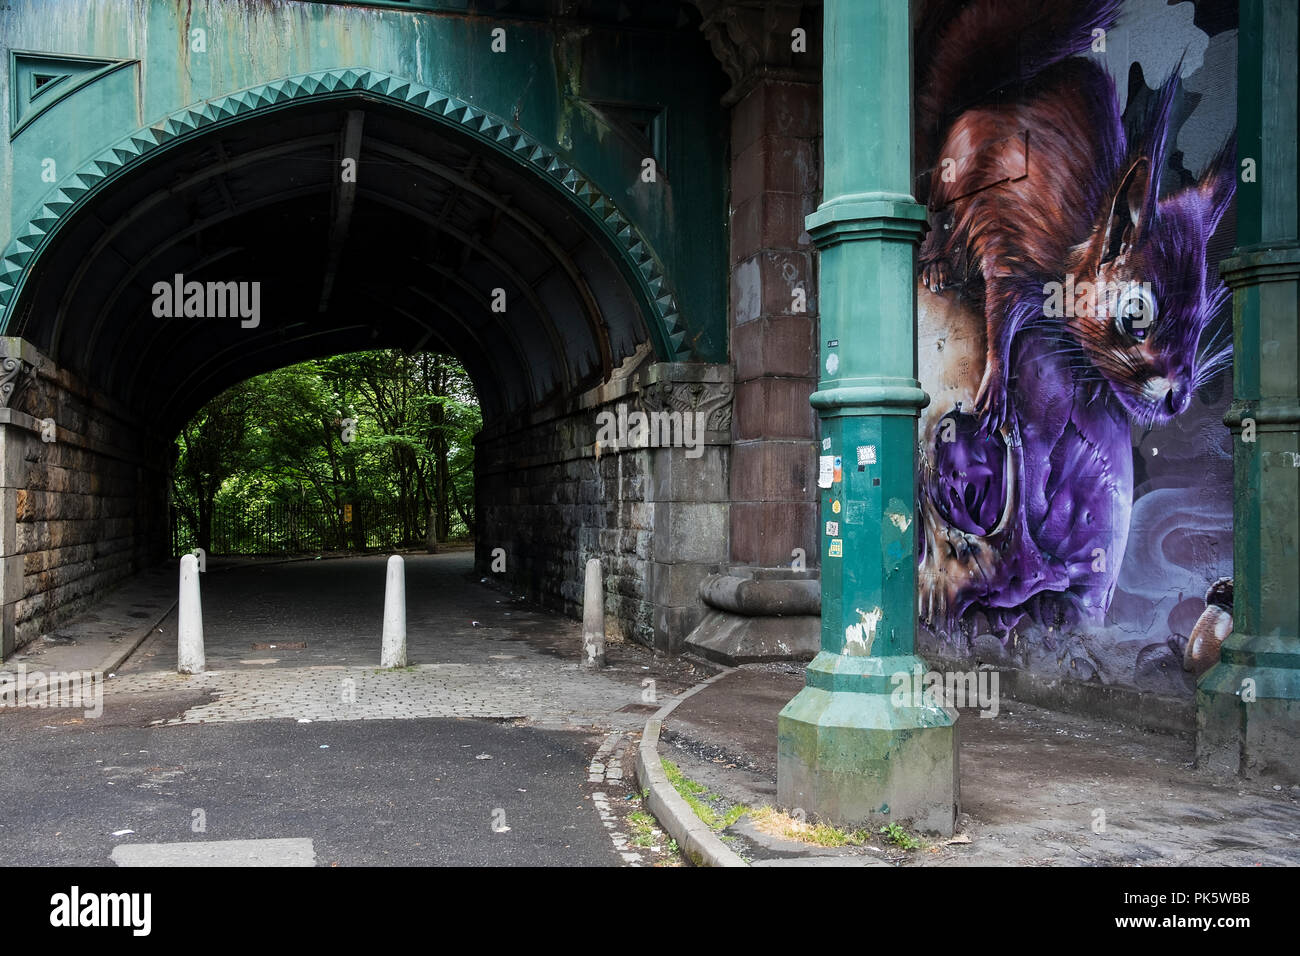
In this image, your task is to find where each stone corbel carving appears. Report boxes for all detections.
[640,378,734,433]
[691,0,820,105]
[0,352,37,409]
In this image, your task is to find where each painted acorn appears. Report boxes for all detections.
[1183,578,1234,676]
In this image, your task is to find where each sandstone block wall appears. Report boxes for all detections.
[0,338,169,657]
[476,357,732,652]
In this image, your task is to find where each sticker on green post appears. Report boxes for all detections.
[818,456,834,488]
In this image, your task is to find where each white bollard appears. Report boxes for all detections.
[582,558,605,669]
[381,554,407,668]
[177,552,205,674]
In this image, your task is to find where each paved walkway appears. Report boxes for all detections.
[126,550,606,670]
[662,665,1300,866]
[102,552,703,730]
[114,663,652,730]
[0,564,176,679]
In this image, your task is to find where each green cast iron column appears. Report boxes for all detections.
[1197,0,1300,782]
[776,0,958,834]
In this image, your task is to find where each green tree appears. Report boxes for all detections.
[173,381,256,553]
[171,351,480,555]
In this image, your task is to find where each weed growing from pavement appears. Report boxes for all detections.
[654,760,931,858]
[661,759,747,830]
[744,806,928,851]
[628,810,659,847]
[749,805,872,847]
[879,822,925,850]
[625,791,683,866]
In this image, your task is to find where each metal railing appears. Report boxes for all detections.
[172,501,407,556]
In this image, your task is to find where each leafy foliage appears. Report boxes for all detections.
[172,351,480,554]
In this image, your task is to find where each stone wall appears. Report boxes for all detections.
[0,338,169,657]
[475,352,732,652]
[726,75,823,569]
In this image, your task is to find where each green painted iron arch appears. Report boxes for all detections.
[0,68,694,424]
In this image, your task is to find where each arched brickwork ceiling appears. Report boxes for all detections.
[1,73,677,430]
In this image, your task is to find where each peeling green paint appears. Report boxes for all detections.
[0,0,727,361]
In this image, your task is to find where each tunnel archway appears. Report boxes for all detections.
[0,68,688,431]
[0,68,731,659]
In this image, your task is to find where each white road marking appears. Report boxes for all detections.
[110,837,315,867]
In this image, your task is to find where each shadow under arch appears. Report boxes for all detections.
[0,68,693,427]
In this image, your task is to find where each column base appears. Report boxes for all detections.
[1196,632,1300,784]
[684,567,821,664]
[777,652,959,836]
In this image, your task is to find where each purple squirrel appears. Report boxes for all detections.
[913,0,1235,631]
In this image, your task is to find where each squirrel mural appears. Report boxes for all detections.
[912,0,1236,662]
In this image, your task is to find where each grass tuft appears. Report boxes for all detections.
[748,805,873,847]
[661,758,748,830]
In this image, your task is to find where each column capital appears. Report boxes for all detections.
[1219,242,1300,287]
[806,196,928,248]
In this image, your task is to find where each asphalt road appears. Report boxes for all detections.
[0,707,622,866]
[0,553,701,868]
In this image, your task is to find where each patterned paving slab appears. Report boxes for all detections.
[112,660,651,730]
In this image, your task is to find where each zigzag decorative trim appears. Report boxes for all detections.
[0,68,693,359]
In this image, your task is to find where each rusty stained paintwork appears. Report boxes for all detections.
[551,23,589,153]
[0,0,729,363]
